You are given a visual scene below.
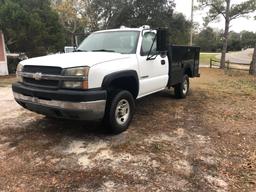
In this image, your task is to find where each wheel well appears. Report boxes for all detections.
[184,68,193,77]
[109,76,139,98]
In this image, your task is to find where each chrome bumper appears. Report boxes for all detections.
[13,92,106,120]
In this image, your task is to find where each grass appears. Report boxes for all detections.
[200,53,219,65]
[209,69,256,96]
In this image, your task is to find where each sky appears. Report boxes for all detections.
[174,0,256,32]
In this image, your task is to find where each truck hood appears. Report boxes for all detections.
[20,52,131,68]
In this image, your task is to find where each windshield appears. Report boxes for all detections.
[77,31,140,54]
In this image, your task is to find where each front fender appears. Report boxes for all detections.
[87,55,139,89]
[102,70,139,89]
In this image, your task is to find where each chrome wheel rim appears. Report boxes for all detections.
[183,79,188,95]
[115,99,130,125]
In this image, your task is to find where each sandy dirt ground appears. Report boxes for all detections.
[0,68,256,191]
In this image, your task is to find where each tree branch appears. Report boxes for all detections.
[209,3,226,19]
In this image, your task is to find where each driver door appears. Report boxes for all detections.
[137,31,169,97]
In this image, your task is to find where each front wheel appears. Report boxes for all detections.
[174,75,190,99]
[104,90,135,134]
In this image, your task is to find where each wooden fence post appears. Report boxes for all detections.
[224,60,230,74]
[210,58,212,68]
[227,60,230,70]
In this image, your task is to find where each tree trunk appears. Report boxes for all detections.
[71,33,75,47]
[249,44,256,75]
[220,0,231,69]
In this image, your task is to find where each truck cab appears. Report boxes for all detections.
[12,26,200,134]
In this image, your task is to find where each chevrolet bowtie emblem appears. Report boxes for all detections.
[33,72,42,80]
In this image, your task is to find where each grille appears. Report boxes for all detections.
[23,77,59,88]
[23,66,62,89]
[23,66,62,75]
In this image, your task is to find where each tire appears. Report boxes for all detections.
[104,90,135,134]
[174,75,190,99]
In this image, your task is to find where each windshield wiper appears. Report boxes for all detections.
[74,49,87,52]
[92,49,116,53]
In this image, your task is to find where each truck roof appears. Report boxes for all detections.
[93,26,150,34]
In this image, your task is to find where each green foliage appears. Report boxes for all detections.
[87,0,190,44]
[7,57,19,74]
[0,0,192,56]
[127,0,175,28]
[168,13,191,45]
[194,27,221,52]
[198,0,256,24]
[228,32,242,51]
[195,27,256,52]
[0,0,65,57]
[230,0,256,19]
[198,0,226,26]
[200,53,218,64]
[89,0,175,29]
[52,0,87,46]
[241,31,256,48]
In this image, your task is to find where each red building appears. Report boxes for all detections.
[0,30,8,76]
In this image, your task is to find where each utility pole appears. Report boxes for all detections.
[190,0,194,46]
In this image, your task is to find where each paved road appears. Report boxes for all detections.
[216,48,253,64]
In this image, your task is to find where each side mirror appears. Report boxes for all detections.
[156,28,168,53]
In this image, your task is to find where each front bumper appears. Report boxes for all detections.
[12,83,107,120]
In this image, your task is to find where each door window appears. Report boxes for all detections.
[141,32,156,56]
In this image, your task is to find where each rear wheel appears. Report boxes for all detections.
[104,90,135,134]
[174,75,189,99]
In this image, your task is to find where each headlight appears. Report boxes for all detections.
[62,67,89,89]
[63,67,89,76]
[16,63,24,82]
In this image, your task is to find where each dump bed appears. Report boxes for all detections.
[167,45,200,86]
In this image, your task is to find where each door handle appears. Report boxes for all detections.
[161,60,166,65]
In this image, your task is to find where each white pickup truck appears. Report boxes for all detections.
[12,26,200,133]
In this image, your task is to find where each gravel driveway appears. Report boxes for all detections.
[0,68,256,191]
